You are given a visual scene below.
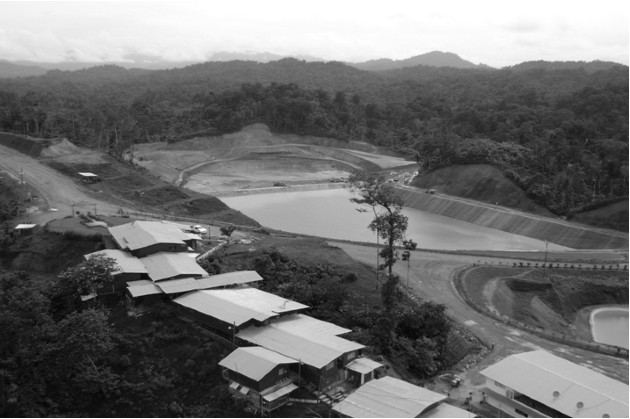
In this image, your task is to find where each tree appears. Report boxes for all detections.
[349,171,409,280]
[56,255,118,300]
[220,224,236,243]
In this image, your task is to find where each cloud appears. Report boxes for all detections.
[0,0,627,66]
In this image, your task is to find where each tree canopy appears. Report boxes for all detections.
[0,60,626,216]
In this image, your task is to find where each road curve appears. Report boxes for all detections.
[0,144,130,225]
[332,242,629,388]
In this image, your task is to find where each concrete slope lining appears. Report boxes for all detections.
[396,188,628,250]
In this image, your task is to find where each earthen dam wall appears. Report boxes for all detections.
[396,188,628,250]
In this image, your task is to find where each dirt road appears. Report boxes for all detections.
[0,144,128,225]
[332,242,629,393]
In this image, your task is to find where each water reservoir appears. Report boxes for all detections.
[222,189,570,251]
[590,307,629,349]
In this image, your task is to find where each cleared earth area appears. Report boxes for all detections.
[130,123,410,193]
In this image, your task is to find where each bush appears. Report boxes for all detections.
[343,272,358,282]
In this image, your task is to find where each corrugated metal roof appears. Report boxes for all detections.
[141,252,207,282]
[345,357,383,375]
[269,313,351,337]
[237,325,364,369]
[174,288,308,327]
[15,224,37,229]
[127,281,163,297]
[156,271,263,294]
[332,376,446,418]
[480,350,629,418]
[85,249,148,274]
[219,346,297,381]
[262,383,298,402]
[109,221,192,251]
[417,402,472,418]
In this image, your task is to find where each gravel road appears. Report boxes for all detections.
[0,144,129,225]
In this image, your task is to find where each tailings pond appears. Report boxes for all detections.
[222,189,571,251]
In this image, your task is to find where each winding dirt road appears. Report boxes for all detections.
[0,144,129,225]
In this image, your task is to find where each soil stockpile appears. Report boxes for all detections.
[396,188,628,249]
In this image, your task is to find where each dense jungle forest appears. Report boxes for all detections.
[0,58,627,216]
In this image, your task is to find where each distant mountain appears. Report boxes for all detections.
[10,60,200,72]
[507,60,626,74]
[0,60,48,78]
[349,51,489,71]
[208,51,325,63]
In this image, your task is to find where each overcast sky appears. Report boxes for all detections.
[0,0,628,67]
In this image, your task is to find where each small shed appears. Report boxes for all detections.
[345,357,384,388]
[14,223,38,236]
[78,172,100,183]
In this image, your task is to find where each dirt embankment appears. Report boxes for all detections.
[396,187,628,249]
[460,266,628,340]
[0,132,53,157]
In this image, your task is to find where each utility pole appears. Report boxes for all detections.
[544,239,549,268]
[19,168,24,215]
[139,191,145,213]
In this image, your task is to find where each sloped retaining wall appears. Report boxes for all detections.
[396,188,628,249]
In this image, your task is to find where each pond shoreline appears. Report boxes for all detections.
[574,304,629,346]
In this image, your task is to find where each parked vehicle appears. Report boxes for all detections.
[190,225,208,234]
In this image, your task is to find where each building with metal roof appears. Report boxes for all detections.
[173,288,308,334]
[237,322,364,390]
[345,357,385,388]
[237,325,363,370]
[479,350,629,418]
[109,220,200,257]
[219,346,297,382]
[269,313,352,338]
[140,252,207,282]
[126,271,263,299]
[85,249,148,276]
[126,280,163,298]
[219,347,299,414]
[332,376,470,418]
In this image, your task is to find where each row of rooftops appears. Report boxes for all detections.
[87,220,628,418]
[85,249,209,282]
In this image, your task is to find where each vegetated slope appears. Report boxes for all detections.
[396,187,628,249]
[411,164,552,216]
[569,200,629,233]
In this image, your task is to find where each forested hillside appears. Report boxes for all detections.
[0,59,627,217]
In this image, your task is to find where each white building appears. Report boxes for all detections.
[480,350,629,418]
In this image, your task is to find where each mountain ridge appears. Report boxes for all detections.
[0,52,626,79]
